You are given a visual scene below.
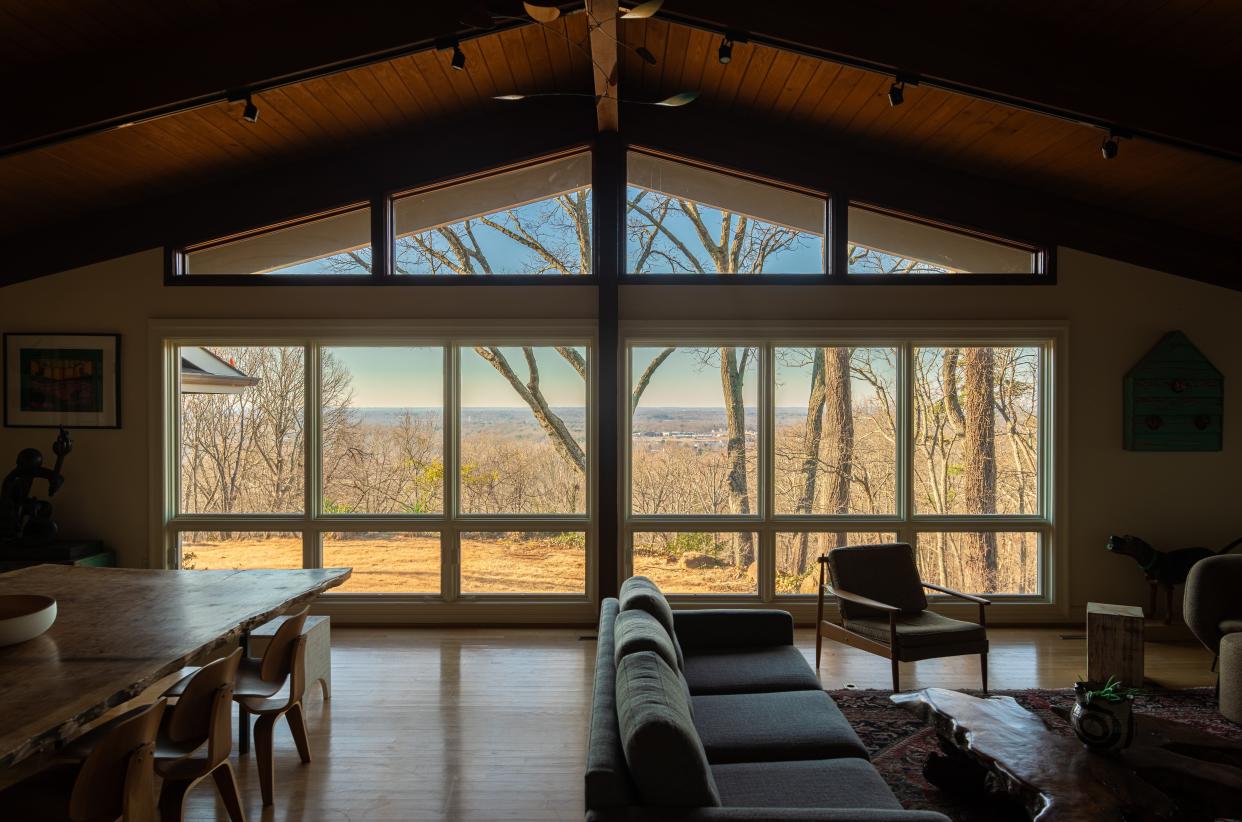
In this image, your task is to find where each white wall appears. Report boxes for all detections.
[2,247,1238,621]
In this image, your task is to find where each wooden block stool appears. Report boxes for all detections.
[1221,632,1242,723]
[249,614,331,700]
[1086,602,1145,687]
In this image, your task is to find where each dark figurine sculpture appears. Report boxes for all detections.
[1106,534,1242,624]
[0,427,73,547]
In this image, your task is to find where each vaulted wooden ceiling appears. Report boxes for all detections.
[1,0,1238,287]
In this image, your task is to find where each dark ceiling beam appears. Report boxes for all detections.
[0,101,597,286]
[659,0,1241,163]
[622,104,1242,291]
[0,1,582,158]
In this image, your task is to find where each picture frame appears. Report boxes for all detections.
[3,333,121,428]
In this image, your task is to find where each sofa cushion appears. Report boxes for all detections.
[615,608,681,672]
[711,758,903,810]
[615,651,720,808]
[682,645,821,695]
[619,575,685,669]
[829,543,927,619]
[1220,618,1242,635]
[846,610,986,650]
[692,689,869,763]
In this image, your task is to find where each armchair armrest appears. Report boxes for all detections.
[672,609,794,651]
[826,585,901,614]
[922,582,991,606]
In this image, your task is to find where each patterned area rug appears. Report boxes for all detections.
[827,687,1239,822]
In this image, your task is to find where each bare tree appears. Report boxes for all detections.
[962,347,998,591]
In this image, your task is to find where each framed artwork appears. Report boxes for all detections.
[3,333,121,428]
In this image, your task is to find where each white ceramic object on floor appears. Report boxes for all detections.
[0,595,57,647]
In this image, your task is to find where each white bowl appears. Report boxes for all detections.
[0,595,57,647]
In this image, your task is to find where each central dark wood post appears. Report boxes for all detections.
[593,133,624,601]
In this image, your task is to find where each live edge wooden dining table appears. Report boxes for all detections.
[0,564,350,771]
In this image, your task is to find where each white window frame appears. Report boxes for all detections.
[150,319,598,624]
[620,320,1068,622]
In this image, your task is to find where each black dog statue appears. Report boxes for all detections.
[1106,534,1242,624]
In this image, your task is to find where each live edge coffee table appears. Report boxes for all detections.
[892,688,1242,822]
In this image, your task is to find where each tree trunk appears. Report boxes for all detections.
[822,347,854,519]
[720,347,754,568]
[963,347,998,591]
[793,348,827,574]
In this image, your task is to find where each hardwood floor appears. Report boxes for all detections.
[162,625,1213,821]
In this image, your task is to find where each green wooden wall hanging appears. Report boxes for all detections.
[1124,331,1223,451]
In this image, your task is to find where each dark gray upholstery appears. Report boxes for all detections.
[845,611,987,650]
[620,575,686,669]
[616,651,720,808]
[682,646,821,695]
[1185,554,1242,656]
[616,608,682,672]
[828,543,927,619]
[712,759,904,810]
[587,593,952,822]
[692,690,868,763]
[674,610,794,652]
[586,810,954,821]
[586,599,638,809]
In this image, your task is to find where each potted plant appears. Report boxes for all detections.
[1070,676,1140,752]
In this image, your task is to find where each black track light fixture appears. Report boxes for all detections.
[718,36,733,64]
[450,40,467,71]
[887,80,905,107]
[1101,132,1120,160]
[242,95,259,124]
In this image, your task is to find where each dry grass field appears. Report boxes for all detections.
[180,533,759,595]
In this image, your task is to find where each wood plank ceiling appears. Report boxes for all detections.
[0,1,1238,284]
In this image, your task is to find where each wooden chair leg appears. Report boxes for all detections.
[286,702,312,764]
[891,657,900,692]
[319,676,331,700]
[815,628,823,670]
[237,705,250,755]
[981,652,989,694]
[211,761,246,822]
[157,777,193,822]
[253,714,278,806]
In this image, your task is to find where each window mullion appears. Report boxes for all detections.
[304,343,320,569]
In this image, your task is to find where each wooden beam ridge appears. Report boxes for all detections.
[657,0,1242,163]
[0,102,597,287]
[621,104,1242,291]
[587,0,621,132]
[0,1,583,157]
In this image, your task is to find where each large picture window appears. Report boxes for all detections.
[626,332,1053,600]
[392,153,592,276]
[626,152,826,275]
[164,329,594,603]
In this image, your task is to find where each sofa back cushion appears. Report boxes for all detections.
[586,599,639,810]
[615,608,680,672]
[828,543,927,619]
[615,651,720,808]
[619,575,685,669]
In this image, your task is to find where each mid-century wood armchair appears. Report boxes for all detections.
[815,543,990,692]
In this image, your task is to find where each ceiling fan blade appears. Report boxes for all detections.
[634,45,657,65]
[621,0,663,19]
[523,2,562,22]
[653,90,699,107]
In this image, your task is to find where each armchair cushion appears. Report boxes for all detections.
[682,646,821,695]
[1220,619,1242,635]
[828,544,927,620]
[1185,554,1242,655]
[845,610,986,650]
[711,758,903,811]
[692,689,869,763]
[620,575,685,669]
[616,651,720,808]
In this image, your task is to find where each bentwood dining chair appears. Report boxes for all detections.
[154,647,245,821]
[0,697,166,822]
[233,607,312,806]
[816,543,991,692]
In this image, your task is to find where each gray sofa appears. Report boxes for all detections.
[586,576,950,822]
